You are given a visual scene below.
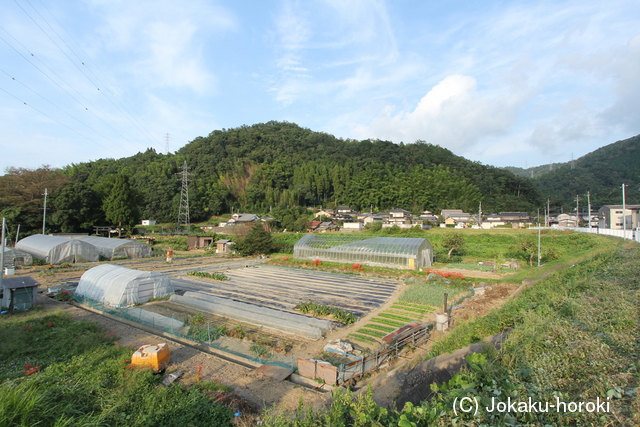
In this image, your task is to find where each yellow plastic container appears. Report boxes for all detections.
[131,343,170,373]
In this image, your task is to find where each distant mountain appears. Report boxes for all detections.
[503,163,568,179]
[529,134,640,210]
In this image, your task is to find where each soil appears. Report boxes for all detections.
[17,254,524,418]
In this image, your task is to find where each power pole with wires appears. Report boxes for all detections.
[176,161,191,233]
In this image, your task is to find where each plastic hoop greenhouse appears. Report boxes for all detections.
[293,235,434,270]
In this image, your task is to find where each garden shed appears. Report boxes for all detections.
[78,236,152,259]
[16,234,99,264]
[2,247,33,267]
[75,264,174,308]
[1,276,40,311]
[293,235,434,270]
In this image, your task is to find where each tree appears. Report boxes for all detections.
[442,233,465,259]
[102,174,139,236]
[0,165,68,235]
[50,182,105,233]
[516,236,538,266]
[237,222,272,256]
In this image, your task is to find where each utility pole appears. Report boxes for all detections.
[575,195,580,227]
[622,183,627,236]
[587,191,592,229]
[176,161,191,233]
[537,208,541,267]
[1,218,6,293]
[478,201,482,228]
[546,198,550,227]
[42,188,48,235]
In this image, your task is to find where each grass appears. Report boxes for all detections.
[0,309,233,426]
[400,279,471,308]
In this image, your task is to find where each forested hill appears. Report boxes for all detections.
[176,121,541,215]
[530,134,640,209]
[0,121,542,234]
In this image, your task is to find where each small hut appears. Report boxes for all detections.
[1,276,40,311]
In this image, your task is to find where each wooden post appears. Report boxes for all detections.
[443,292,448,313]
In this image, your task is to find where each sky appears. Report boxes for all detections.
[1,0,639,174]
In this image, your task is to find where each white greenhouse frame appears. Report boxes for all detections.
[76,264,174,308]
[293,235,434,270]
[16,234,99,264]
[79,236,152,259]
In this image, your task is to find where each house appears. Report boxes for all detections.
[307,220,323,232]
[483,214,505,228]
[314,209,335,219]
[228,213,260,224]
[441,211,473,227]
[557,213,578,228]
[141,220,156,226]
[381,208,424,229]
[215,239,235,254]
[419,210,440,225]
[440,209,465,219]
[316,222,340,232]
[598,205,640,229]
[1,276,40,311]
[342,222,364,232]
[335,206,358,221]
[499,212,532,228]
[187,235,217,249]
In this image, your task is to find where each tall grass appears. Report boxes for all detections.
[400,279,471,308]
[0,310,234,426]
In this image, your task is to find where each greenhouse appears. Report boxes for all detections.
[15,234,99,264]
[293,235,434,270]
[2,247,33,267]
[78,236,152,259]
[76,264,174,308]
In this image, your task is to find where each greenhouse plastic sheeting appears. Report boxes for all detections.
[79,236,152,259]
[170,294,324,340]
[293,235,433,270]
[183,291,332,332]
[16,234,99,264]
[124,308,187,333]
[2,247,33,267]
[76,264,174,308]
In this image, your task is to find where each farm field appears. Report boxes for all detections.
[169,266,399,317]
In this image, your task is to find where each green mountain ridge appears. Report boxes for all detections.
[526,134,640,209]
[0,121,541,235]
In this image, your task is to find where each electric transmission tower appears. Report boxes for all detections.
[176,161,191,233]
[164,133,171,154]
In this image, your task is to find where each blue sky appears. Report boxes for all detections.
[1,0,639,174]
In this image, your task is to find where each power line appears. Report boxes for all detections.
[32,0,163,149]
[0,67,128,148]
[0,85,120,156]
[9,2,150,153]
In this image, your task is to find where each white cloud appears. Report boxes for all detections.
[89,0,235,93]
[354,74,523,151]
